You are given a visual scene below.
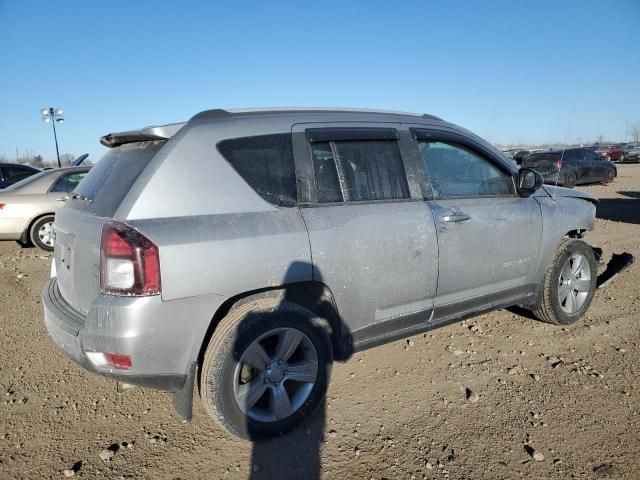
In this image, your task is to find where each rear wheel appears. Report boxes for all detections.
[532,239,597,325]
[29,215,55,251]
[563,172,576,188]
[200,298,332,440]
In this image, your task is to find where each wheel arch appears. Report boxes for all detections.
[21,211,55,245]
[196,281,349,376]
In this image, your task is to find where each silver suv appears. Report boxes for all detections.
[43,108,599,439]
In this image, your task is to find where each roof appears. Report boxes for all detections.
[190,107,443,123]
[100,107,444,148]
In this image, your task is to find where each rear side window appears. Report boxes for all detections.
[49,172,88,193]
[311,142,343,203]
[309,140,410,202]
[73,141,165,217]
[218,134,296,207]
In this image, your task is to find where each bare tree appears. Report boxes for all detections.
[59,153,75,166]
[628,122,640,143]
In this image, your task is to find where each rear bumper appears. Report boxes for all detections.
[0,217,27,240]
[43,277,227,393]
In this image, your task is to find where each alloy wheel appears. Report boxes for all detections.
[233,327,318,423]
[557,253,591,314]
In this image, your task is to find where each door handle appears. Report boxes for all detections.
[442,213,471,223]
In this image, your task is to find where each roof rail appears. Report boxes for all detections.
[190,107,443,123]
[100,122,186,148]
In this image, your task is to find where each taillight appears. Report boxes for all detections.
[0,203,5,210]
[554,159,562,169]
[103,353,132,370]
[100,220,161,296]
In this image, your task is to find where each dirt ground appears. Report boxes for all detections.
[1,165,638,480]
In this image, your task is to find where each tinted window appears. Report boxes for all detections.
[218,134,296,207]
[4,166,36,183]
[528,153,560,162]
[49,172,88,193]
[334,140,409,201]
[311,142,342,203]
[419,141,514,198]
[73,141,164,217]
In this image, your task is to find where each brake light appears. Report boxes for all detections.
[554,159,562,169]
[0,203,5,210]
[100,220,161,296]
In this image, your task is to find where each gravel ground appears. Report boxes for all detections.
[0,165,638,480]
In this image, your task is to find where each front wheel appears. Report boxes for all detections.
[532,239,597,325]
[30,215,55,251]
[200,298,332,440]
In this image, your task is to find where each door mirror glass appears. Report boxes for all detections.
[516,168,543,197]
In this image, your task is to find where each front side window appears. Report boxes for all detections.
[218,134,296,207]
[309,139,410,203]
[418,141,514,198]
[49,172,88,193]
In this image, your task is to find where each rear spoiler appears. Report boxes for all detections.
[100,122,186,148]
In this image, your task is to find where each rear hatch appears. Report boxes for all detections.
[54,141,166,315]
[522,152,561,175]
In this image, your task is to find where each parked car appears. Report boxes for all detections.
[0,166,90,250]
[591,144,625,162]
[625,145,640,162]
[522,147,616,187]
[44,108,600,439]
[0,163,40,189]
[512,150,531,165]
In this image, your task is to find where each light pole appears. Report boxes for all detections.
[41,107,64,167]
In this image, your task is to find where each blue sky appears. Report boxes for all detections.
[1,0,639,163]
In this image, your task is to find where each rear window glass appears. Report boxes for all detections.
[218,134,296,207]
[72,141,165,217]
[527,153,560,162]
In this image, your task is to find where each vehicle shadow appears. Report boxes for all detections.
[232,262,353,480]
[595,192,640,225]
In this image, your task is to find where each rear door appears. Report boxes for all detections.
[409,127,542,322]
[292,123,439,347]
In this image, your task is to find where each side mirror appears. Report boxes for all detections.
[516,168,543,197]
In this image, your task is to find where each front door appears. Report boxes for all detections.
[410,128,543,322]
[292,123,439,347]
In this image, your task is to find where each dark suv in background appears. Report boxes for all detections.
[522,147,616,187]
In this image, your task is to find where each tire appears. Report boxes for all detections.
[200,298,333,440]
[563,172,576,188]
[532,239,597,325]
[29,215,55,251]
[603,169,615,184]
